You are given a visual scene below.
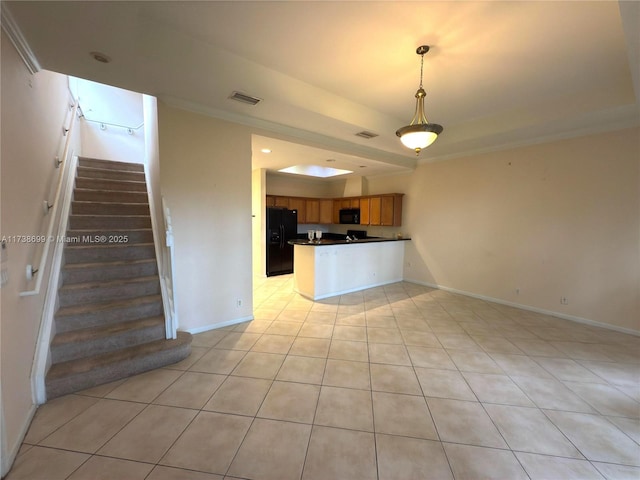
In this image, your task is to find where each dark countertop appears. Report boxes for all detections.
[289,237,410,246]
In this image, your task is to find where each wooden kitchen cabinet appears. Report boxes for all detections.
[359,197,370,225]
[359,194,403,226]
[288,197,306,222]
[376,194,403,226]
[266,195,290,208]
[369,197,382,225]
[381,196,395,225]
[319,199,333,224]
[335,198,359,209]
[305,199,320,223]
[333,201,341,224]
[268,193,402,226]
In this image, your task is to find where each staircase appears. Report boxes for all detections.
[45,157,191,399]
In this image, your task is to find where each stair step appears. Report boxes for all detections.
[46,157,182,400]
[63,258,158,284]
[64,243,156,264]
[74,189,149,204]
[51,317,166,364]
[79,157,145,173]
[77,166,146,182]
[46,332,192,400]
[65,229,154,245]
[75,177,147,192]
[58,276,161,307]
[55,294,164,333]
[69,215,152,230]
[71,201,150,216]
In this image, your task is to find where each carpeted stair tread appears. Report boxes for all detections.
[59,275,159,293]
[73,189,149,204]
[55,294,162,317]
[71,201,150,216]
[79,157,145,172]
[63,257,157,271]
[65,228,154,244]
[76,177,146,186]
[70,214,152,219]
[62,258,159,285]
[68,214,152,230]
[65,242,155,251]
[72,201,150,207]
[52,316,165,346]
[76,167,146,182]
[75,178,148,192]
[47,332,192,380]
[78,158,144,172]
[64,242,156,259]
[67,228,153,234]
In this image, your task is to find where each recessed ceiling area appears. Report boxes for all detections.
[278,165,353,179]
[251,135,414,181]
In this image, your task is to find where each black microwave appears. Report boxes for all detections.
[339,208,360,224]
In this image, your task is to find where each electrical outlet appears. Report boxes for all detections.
[515,288,520,295]
[236,299,242,307]
[560,297,569,305]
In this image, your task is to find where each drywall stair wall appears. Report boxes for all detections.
[45,157,191,399]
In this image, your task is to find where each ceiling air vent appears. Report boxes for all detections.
[229,91,262,106]
[355,131,379,139]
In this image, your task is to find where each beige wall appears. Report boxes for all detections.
[391,128,639,333]
[0,33,74,471]
[80,120,145,164]
[266,172,335,198]
[158,103,254,332]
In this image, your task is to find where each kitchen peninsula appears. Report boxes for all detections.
[289,237,409,300]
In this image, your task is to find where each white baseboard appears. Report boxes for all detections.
[404,278,640,337]
[298,277,404,301]
[183,315,255,334]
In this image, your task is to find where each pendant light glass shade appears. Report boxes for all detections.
[396,46,443,155]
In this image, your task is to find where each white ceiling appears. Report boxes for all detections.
[4,1,639,180]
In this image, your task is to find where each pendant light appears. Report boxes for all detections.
[396,45,443,155]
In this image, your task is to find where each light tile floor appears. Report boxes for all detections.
[8,275,640,480]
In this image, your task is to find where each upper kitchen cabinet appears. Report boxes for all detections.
[319,199,333,224]
[267,194,402,226]
[360,197,370,225]
[305,199,320,223]
[267,195,290,208]
[288,197,306,221]
[362,194,403,227]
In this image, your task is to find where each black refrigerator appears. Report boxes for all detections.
[266,207,298,276]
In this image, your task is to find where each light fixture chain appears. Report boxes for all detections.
[419,53,425,89]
